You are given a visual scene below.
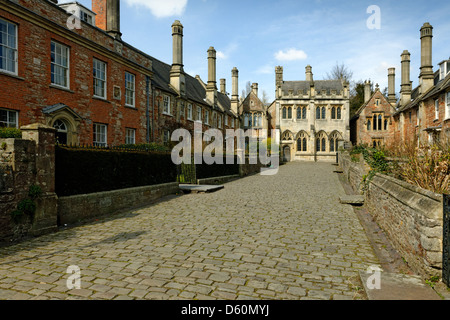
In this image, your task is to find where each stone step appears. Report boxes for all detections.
[359,271,441,300]
[339,195,365,205]
[179,184,224,194]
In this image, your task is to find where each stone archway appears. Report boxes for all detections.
[43,103,82,145]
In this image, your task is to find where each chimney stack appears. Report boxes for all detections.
[275,66,283,99]
[231,67,239,114]
[206,47,217,105]
[364,80,371,103]
[305,65,313,82]
[400,50,412,106]
[92,0,121,39]
[251,83,258,97]
[388,68,396,105]
[220,79,226,94]
[170,20,185,95]
[419,22,434,94]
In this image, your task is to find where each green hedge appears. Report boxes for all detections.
[55,146,177,197]
[0,127,22,139]
[195,155,240,180]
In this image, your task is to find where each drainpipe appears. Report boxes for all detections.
[146,75,151,143]
[151,85,156,142]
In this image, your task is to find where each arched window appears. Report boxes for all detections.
[337,107,342,119]
[316,107,321,119]
[378,115,382,131]
[302,107,307,119]
[248,114,252,127]
[321,107,326,119]
[297,108,302,119]
[296,132,308,152]
[384,119,388,131]
[54,119,68,145]
[367,120,371,131]
[282,108,287,119]
[331,107,336,119]
[316,132,327,152]
[373,115,377,130]
[288,107,292,119]
[329,132,340,153]
[253,114,258,127]
[244,114,249,127]
[282,131,293,141]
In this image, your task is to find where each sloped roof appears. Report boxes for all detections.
[280,80,343,96]
[150,56,235,116]
[352,89,396,120]
[240,91,266,114]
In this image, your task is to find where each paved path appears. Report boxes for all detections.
[0,162,380,300]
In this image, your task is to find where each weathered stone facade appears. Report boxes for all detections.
[271,65,350,162]
[351,82,397,148]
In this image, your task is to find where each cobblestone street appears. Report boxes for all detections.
[0,162,380,300]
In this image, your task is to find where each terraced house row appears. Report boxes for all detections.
[0,0,240,146]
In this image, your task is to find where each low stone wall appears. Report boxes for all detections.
[58,182,180,226]
[338,152,444,278]
[197,175,240,185]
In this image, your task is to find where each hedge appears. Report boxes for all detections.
[0,127,22,139]
[55,146,177,197]
[195,155,240,180]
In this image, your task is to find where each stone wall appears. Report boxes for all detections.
[339,151,444,278]
[58,182,180,226]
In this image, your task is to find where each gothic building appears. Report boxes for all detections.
[270,65,351,162]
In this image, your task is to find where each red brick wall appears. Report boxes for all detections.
[92,0,107,31]
[1,0,152,146]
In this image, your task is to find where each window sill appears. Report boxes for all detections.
[125,105,137,110]
[92,96,110,103]
[0,70,24,81]
[50,84,74,93]
[162,112,173,117]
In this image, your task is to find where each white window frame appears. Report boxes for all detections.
[435,99,439,120]
[187,104,193,120]
[125,72,135,107]
[196,106,202,122]
[218,114,222,129]
[0,108,18,128]
[0,18,18,75]
[125,128,136,144]
[205,110,209,125]
[51,41,70,88]
[93,123,107,147]
[93,58,107,99]
[163,95,171,115]
[225,115,228,126]
[231,118,235,128]
[80,10,93,25]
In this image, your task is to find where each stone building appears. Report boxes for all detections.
[350,77,397,148]
[238,83,269,135]
[0,0,238,147]
[393,22,450,146]
[270,65,350,162]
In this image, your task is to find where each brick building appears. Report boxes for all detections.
[0,0,238,147]
[392,23,450,147]
[351,79,397,148]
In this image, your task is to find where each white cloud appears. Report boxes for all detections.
[274,48,308,61]
[255,64,273,75]
[216,51,227,60]
[124,0,188,18]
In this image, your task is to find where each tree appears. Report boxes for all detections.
[325,62,353,83]
[241,81,252,100]
[261,90,270,106]
[350,80,374,117]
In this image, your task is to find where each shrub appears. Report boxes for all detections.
[0,127,22,139]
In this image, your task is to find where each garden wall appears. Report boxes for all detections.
[339,151,444,278]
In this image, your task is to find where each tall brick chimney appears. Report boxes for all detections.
[231,67,239,114]
[419,22,434,94]
[388,68,396,105]
[305,65,313,82]
[251,83,258,97]
[92,0,121,39]
[364,80,371,103]
[170,20,185,95]
[206,47,217,106]
[400,50,412,106]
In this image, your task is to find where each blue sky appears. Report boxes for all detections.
[61,0,450,102]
